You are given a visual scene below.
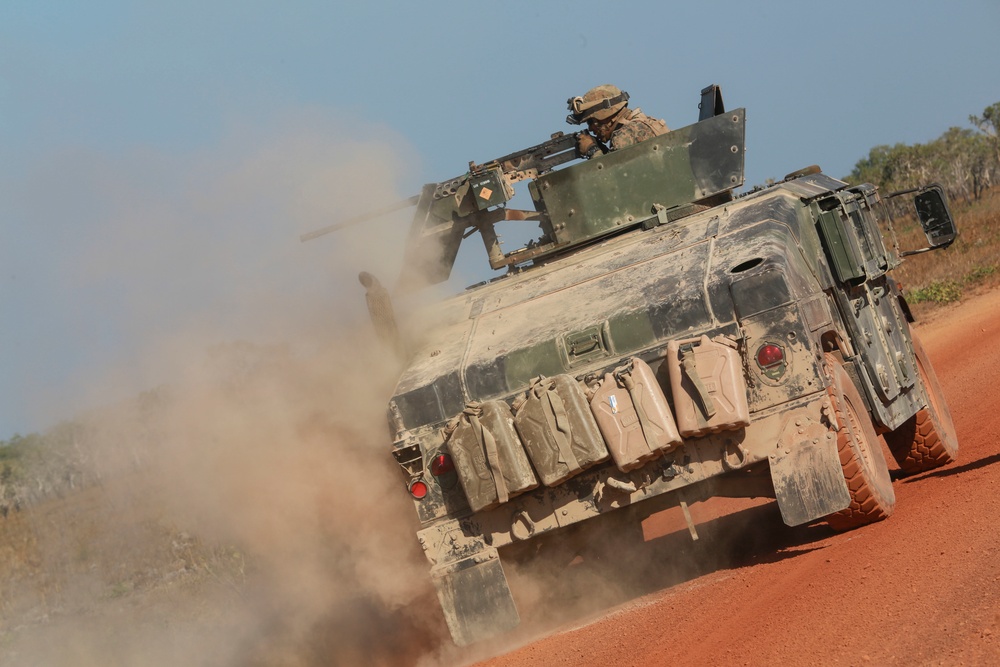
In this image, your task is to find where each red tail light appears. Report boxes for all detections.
[756,343,785,368]
[755,342,787,381]
[430,453,455,476]
[408,479,428,499]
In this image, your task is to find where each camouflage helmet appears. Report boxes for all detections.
[566,84,630,125]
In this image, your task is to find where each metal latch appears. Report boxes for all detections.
[561,324,609,367]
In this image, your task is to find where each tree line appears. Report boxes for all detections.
[847,102,1000,204]
[0,341,291,517]
[0,389,164,517]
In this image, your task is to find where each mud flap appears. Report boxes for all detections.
[432,552,519,646]
[769,435,851,527]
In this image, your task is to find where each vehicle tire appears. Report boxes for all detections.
[884,334,959,474]
[824,354,896,531]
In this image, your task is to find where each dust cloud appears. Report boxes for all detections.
[0,111,466,666]
[5,107,733,667]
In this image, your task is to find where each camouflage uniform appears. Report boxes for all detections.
[608,108,669,151]
[567,86,669,158]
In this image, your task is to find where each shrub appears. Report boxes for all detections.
[908,280,963,304]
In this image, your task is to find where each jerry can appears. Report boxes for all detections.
[666,335,751,437]
[444,400,538,513]
[512,375,609,486]
[588,357,683,471]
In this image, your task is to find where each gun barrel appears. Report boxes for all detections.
[299,195,421,242]
[474,131,579,176]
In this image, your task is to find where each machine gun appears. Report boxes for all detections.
[301,131,583,288]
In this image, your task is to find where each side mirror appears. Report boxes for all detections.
[886,184,958,257]
[913,185,957,249]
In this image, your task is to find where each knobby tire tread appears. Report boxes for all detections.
[884,335,958,474]
[825,355,895,532]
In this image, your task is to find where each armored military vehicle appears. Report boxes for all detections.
[375,86,958,645]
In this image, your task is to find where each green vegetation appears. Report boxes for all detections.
[908,280,963,305]
[844,101,1000,316]
[906,264,997,305]
[889,185,1000,315]
[848,102,1000,205]
[0,435,32,515]
[106,581,135,599]
[0,424,95,515]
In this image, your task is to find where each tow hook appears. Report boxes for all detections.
[721,440,750,471]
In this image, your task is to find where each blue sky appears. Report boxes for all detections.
[2,0,999,438]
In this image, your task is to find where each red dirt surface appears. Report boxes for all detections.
[469,288,1000,667]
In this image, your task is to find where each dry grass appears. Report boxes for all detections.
[0,327,443,667]
[0,476,245,636]
[891,187,1000,320]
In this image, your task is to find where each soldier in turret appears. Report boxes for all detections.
[566,84,669,159]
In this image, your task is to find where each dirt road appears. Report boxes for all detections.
[3,290,998,667]
[468,288,1000,667]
